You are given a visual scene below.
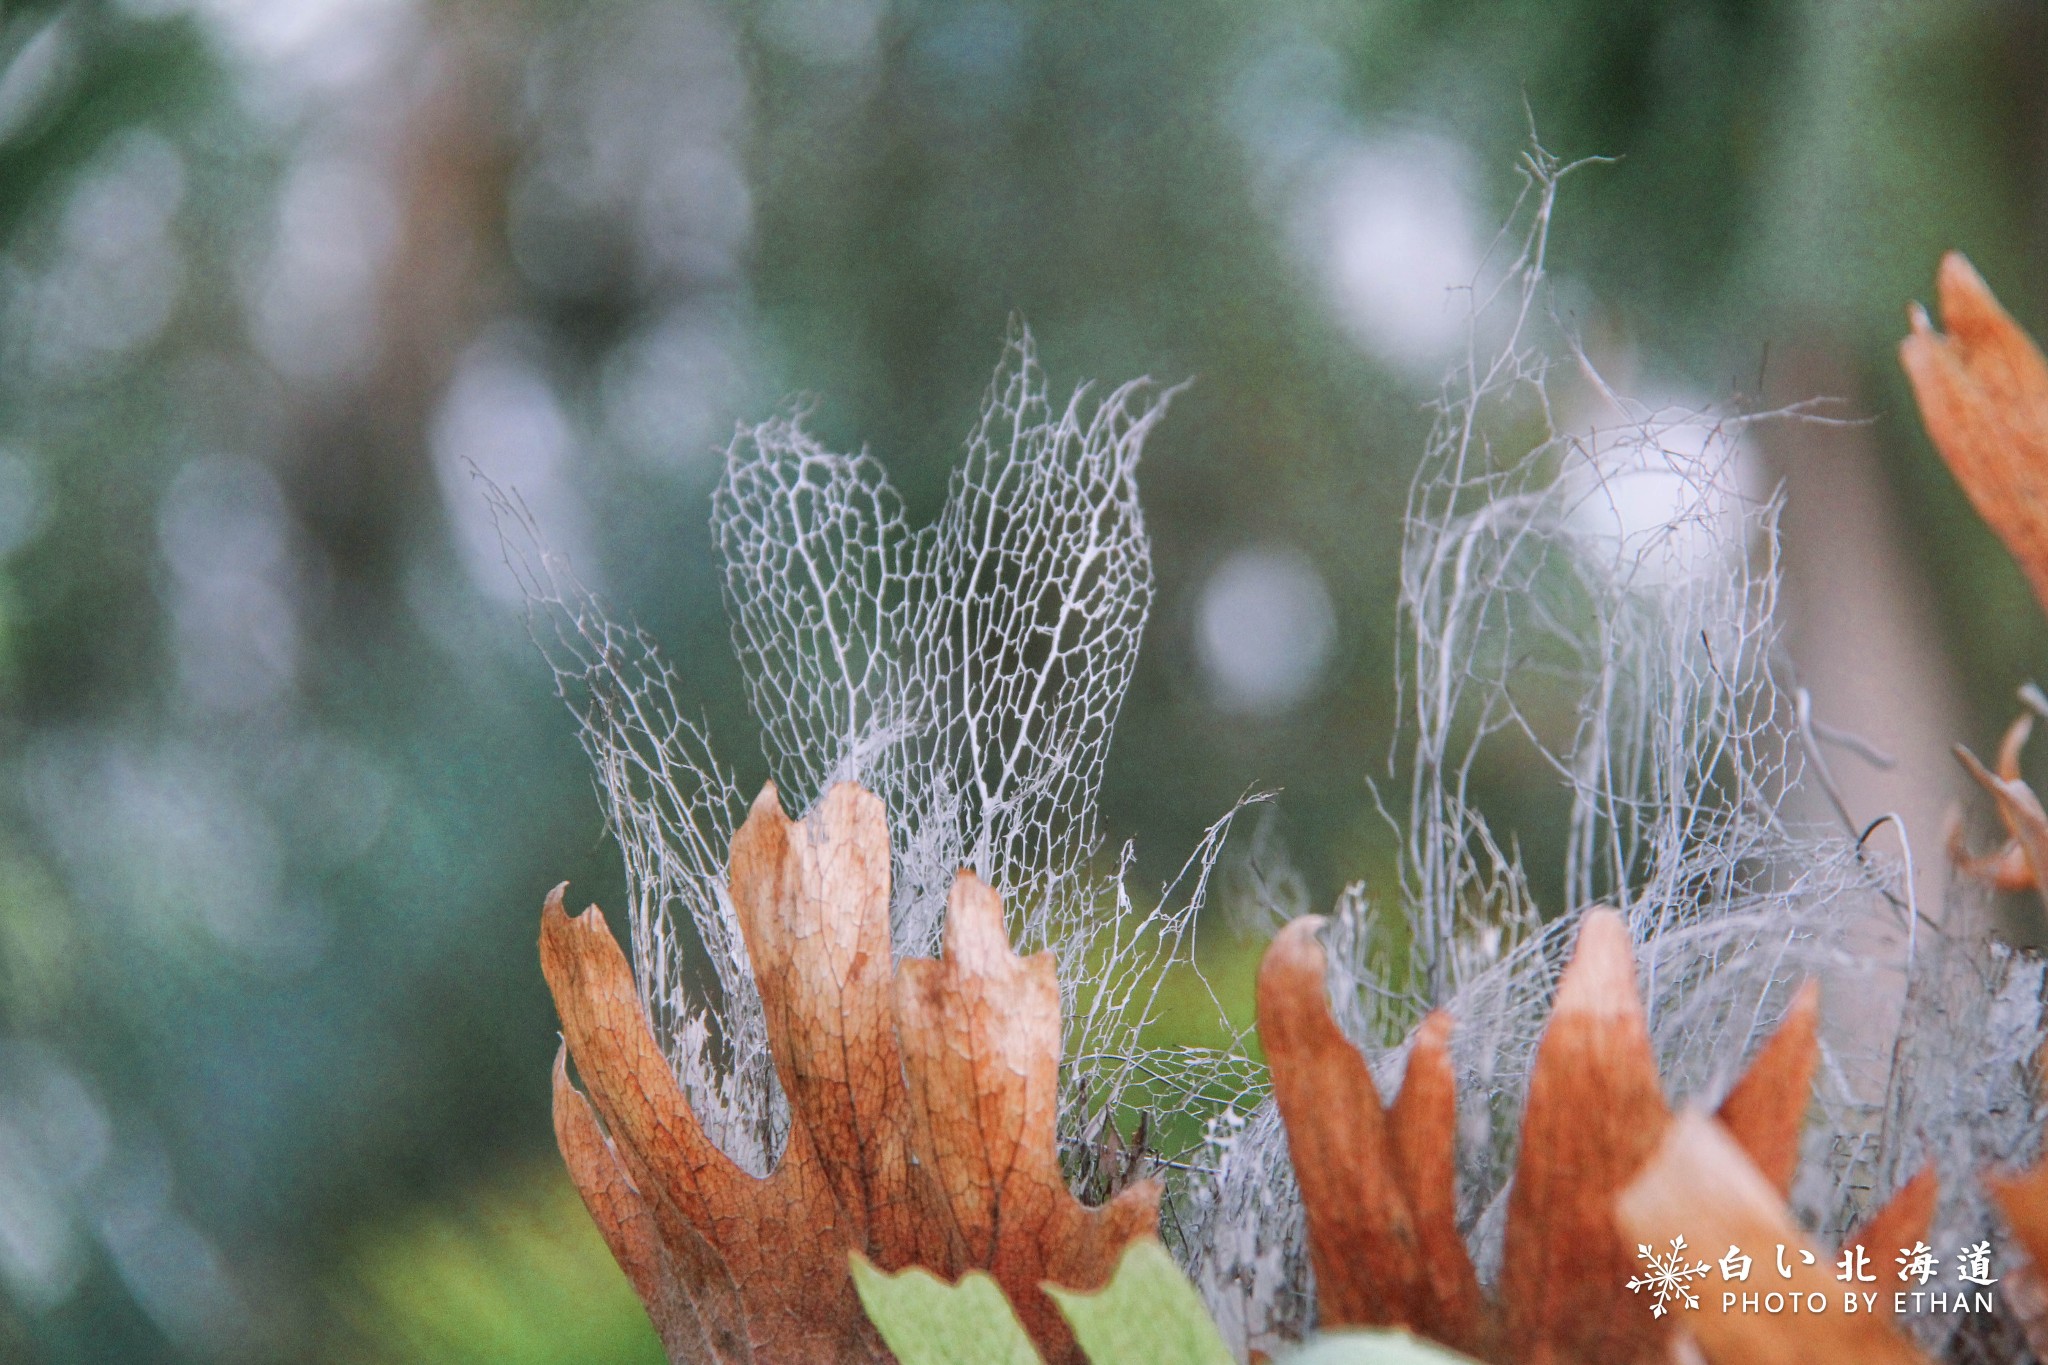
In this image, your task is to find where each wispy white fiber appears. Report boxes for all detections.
[495,147,2044,1361]
[1186,143,2048,1360]
[492,325,1262,1189]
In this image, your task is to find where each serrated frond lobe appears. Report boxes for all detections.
[1258,909,1848,1364]
[543,781,1157,1363]
[1714,979,1819,1198]
[1901,252,2048,614]
[1495,910,1669,1365]
[1254,917,1443,1341]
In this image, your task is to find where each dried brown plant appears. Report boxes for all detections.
[1258,909,1936,1364]
[1952,711,2048,913]
[1986,1159,2048,1357]
[1618,1114,1930,1365]
[1902,251,2048,615]
[542,781,1156,1363]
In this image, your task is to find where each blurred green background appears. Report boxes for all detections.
[0,0,2043,1359]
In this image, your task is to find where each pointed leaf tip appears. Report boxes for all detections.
[1257,914,1432,1334]
[1999,711,2034,780]
[944,868,1014,969]
[1497,906,1666,1363]
[1716,979,1819,1197]
[1264,914,1329,966]
[1901,252,2048,615]
[1551,908,1638,1017]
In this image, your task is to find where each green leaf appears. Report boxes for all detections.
[1043,1238,1235,1365]
[848,1252,1045,1365]
[1281,1329,1487,1364]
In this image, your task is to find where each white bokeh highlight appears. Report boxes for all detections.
[1195,544,1337,716]
[1563,406,1765,590]
[157,456,301,714]
[1289,132,1485,373]
[431,333,596,603]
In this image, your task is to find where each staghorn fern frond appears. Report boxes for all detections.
[493,325,1260,1194]
[498,511,777,1171]
[501,147,2048,1364]
[1188,143,2048,1360]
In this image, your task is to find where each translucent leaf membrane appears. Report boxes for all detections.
[494,324,1261,1208]
[713,324,1168,960]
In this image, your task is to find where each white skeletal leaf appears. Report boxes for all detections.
[507,325,1258,1198]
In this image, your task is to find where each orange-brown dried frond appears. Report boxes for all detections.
[1715,979,1819,1198]
[1388,1010,1488,1356]
[551,1046,745,1360]
[543,867,878,1362]
[1902,251,2048,614]
[1254,907,1902,1364]
[1497,909,1671,1365]
[1618,1111,1934,1365]
[1953,715,2048,909]
[1254,917,1436,1335]
[892,867,1160,1350]
[1988,1159,2048,1357]
[541,781,1157,1364]
[1850,1163,1938,1317]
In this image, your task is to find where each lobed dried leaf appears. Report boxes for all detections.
[543,781,1157,1364]
[1901,251,2048,614]
[1255,917,1454,1345]
[1258,911,1848,1365]
[1617,1111,1932,1365]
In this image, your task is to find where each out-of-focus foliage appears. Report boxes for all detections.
[0,0,2041,1361]
[325,1166,663,1365]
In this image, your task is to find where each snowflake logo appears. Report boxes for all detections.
[1628,1236,1713,1317]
